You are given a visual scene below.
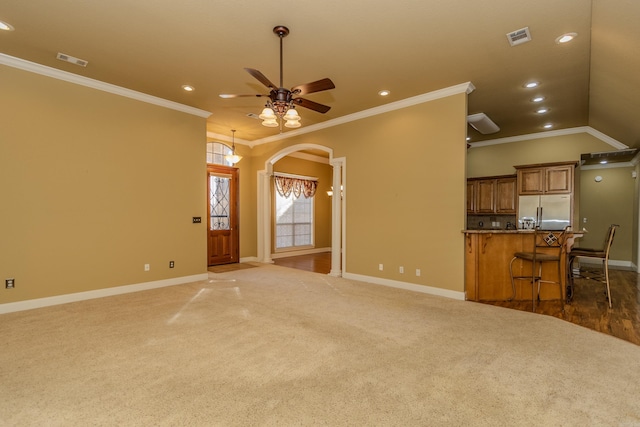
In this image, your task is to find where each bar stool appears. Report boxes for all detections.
[509,226,569,311]
[567,224,618,308]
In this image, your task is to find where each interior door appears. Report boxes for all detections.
[207,165,239,265]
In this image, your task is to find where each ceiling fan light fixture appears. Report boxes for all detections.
[284,119,301,128]
[259,107,276,120]
[284,107,300,121]
[262,118,279,128]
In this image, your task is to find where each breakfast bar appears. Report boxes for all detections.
[463,229,581,302]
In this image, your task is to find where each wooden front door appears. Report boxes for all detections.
[207,165,239,265]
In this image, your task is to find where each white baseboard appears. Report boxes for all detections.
[0,273,209,315]
[342,272,466,301]
[576,257,634,270]
[239,256,259,263]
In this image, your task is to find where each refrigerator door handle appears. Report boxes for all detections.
[537,206,542,227]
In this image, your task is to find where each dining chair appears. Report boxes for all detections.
[509,226,570,312]
[567,224,618,308]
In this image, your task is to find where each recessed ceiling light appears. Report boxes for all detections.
[600,160,608,164]
[536,108,549,114]
[524,81,539,89]
[466,137,471,141]
[182,85,194,92]
[378,90,390,96]
[556,32,578,44]
[543,123,553,129]
[531,96,545,103]
[0,20,14,31]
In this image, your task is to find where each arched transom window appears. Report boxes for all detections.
[206,142,233,166]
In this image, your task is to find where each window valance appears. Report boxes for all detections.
[274,174,318,199]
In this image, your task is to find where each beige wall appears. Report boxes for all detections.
[466,133,611,177]
[579,166,635,262]
[249,93,468,293]
[0,65,207,303]
[272,156,333,253]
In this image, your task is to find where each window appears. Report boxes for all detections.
[274,175,317,250]
[206,142,233,166]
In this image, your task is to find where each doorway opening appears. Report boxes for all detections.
[257,144,345,277]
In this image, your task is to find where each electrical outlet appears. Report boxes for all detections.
[169,261,174,268]
[416,269,421,277]
[379,263,384,271]
[399,266,404,274]
[144,264,150,271]
[6,278,15,289]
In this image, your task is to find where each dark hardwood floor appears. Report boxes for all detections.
[273,253,640,346]
[273,251,332,274]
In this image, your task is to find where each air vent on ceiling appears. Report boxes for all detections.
[467,113,500,134]
[246,113,260,120]
[56,52,88,67]
[506,27,532,46]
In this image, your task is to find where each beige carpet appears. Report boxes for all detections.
[1,264,639,426]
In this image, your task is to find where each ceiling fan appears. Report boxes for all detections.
[219,25,335,128]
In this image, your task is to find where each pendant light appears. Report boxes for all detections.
[224,129,242,165]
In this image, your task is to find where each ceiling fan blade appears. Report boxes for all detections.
[291,78,335,95]
[219,94,267,99]
[293,98,332,114]
[245,68,279,90]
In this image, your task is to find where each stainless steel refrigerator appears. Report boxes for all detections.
[518,194,571,230]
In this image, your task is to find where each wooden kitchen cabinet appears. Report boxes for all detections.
[516,162,575,195]
[467,175,516,214]
[495,177,517,213]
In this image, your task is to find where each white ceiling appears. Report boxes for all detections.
[1,0,639,148]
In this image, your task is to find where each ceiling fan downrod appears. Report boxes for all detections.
[273,26,289,89]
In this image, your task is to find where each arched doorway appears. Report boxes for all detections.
[257,144,345,277]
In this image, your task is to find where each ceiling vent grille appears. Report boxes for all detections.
[56,52,88,67]
[506,27,532,46]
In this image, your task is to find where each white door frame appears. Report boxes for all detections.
[257,144,345,277]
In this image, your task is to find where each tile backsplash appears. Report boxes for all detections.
[467,214,517,230]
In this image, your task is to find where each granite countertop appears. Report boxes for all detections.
[463,229,584,234]
[462,229,531,234]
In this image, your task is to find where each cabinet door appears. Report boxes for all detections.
[495,177,516,213]
[476,179,495,213]
[517,168,543,194]
[544,165,573,194]
[467,181,476,213]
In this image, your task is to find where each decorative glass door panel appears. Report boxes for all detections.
[210,174,231,231]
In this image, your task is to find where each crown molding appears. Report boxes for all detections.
[206,131,251,147]
[249,82,476,147]
[468,126,628,150]
[0,53,212,119]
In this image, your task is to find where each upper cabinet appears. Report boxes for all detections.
[515,162,576,195]
[467,175,516,214]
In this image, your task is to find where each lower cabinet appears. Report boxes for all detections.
[464,232,566,301]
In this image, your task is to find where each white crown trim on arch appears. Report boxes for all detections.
[257,144,345,277]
